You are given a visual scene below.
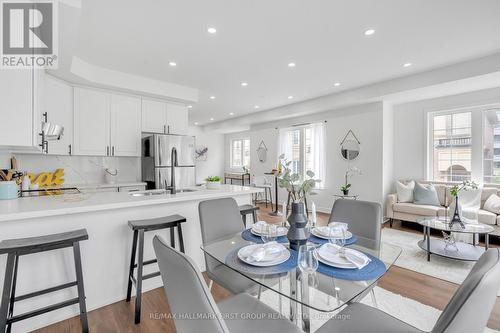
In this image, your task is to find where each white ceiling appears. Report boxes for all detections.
[56,0,500,125]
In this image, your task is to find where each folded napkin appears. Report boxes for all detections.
[318,243,371,269]
[252,221,268,232]
[329,222,349,229]
[315,225,347,238]
[252,221,287,236]
[242,242,284,263]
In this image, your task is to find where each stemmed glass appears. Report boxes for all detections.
[328,223,347,255]
[261,224,278,244]
[298,244,319,290]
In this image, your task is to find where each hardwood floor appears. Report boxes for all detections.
[32,204,500,332]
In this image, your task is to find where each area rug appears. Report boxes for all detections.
[260,285,499,332]
[381,228,475,285]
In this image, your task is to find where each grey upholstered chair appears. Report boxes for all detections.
[316,248,500,333]
[329,199,382,250]
[153,235,302,333]
[199,198,257,293]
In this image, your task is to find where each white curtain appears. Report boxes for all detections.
[310,122,326,188]
[278,127,294,162]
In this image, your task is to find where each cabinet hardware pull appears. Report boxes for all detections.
[112,146,115,156]
[68,144,72,155]
[106,146,109,156]
[167,125,170,133]
[164,125,167,134]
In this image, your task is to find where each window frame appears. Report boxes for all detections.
[229,137,250,169]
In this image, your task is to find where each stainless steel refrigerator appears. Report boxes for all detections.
[142,134,196,190]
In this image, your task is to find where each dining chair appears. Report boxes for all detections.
[327,199,382,306]
[199,198,259,294]
[329,199,382,250]
[316,248,500,333]
[153,235,303,333]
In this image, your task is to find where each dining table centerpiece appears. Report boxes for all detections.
[276,154,321,250]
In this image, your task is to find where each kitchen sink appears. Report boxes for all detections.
[175,189,198,193]
[129,189,167,197]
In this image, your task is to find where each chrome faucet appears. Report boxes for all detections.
[166,147,178,194]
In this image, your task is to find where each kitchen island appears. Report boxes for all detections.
[0,185,262,333]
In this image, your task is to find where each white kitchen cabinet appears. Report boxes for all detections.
[166,103,189,134]
[42,75,74,155]
[141,98,189,134]
[110,94,141,156]
[0,69,36,148]
[141,99,167,133]
[73,88,110,156]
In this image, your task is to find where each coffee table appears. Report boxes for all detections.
[416,216,494,262]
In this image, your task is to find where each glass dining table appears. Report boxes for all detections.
[201,232,402,332]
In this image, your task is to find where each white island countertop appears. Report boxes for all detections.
[0,185,262,222]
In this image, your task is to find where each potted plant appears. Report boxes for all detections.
[341,166,361,195]
[449,180,478,228]
[276,154,321,250]
[205,176,221,189]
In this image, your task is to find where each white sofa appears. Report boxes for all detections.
[386,181,500,235]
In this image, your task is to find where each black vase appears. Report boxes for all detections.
[287,202,310,250]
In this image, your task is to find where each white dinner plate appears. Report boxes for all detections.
[237,244,290,267]
[314,248,358,269]
[250,226,288,237]
[312,228,353,240]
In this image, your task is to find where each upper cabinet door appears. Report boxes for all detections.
[166,103,189,134]
[141,99,167,133]
[110,94,141,156]
[73,87,110,156]
[42,75,73,155]
[0,69,34,147]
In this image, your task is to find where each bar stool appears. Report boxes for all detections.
[239,204,259,228]
[0,229,89,333]
[126,214,186,324]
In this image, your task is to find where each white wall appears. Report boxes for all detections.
[189,126,225,184]
[393,87,500,184]
[224,102,385,212]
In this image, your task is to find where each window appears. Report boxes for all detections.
[230,138,250,169]
[429,111,472,182]
[483,109,500,184]
[279,123,326,187]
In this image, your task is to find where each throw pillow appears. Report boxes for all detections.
[413,183,441,206]
[484,194,500,214]
[396,180,415,203]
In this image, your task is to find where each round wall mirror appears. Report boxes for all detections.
[341,139,360,160]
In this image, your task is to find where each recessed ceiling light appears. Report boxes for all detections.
[364,29,375,36]
[403,62,412,67]
[241,82,248,87]
[168,61,177,67]
[288,62,296,68]
[194,122,198,125]
[229,112,234,116]
[209,96,215,100]
[210,117,214,121]
[187,105,193,109]
[334,82,341,87]
[207,27,217,34]
[288,95,294,99]
[254,105,260,109]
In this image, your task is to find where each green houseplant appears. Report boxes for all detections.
[276,154,321,249]
[205,176,221,190]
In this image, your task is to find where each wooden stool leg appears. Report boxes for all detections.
[268,188,274,212]
[73,242,89,333]
[6,255,19,333]
[177,224,185,253]
[0,254,16,333]
[126,230,138,302]
[135,230,145,324]
[170,227,176,249]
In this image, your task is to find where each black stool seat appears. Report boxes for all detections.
[0,229,89,333]
[128,214,186,231]
[127,214,186,324]
[0,229,88,254]
[239,204,259,227]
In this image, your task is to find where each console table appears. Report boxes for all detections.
[224,172,251,186]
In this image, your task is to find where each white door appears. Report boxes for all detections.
[141,99,167,133]
[0,69,34,147]
[110,94,141,156]
[166,103,189,134]
[73,87,110,156]
[42,75,74,155]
